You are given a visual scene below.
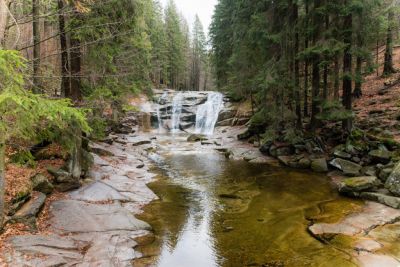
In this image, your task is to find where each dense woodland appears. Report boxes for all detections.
[210,0,400,140]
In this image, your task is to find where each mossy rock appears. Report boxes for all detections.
[31,174,54,195]
[339,176,381,194]
[187,134,207,142]
[369,149,392,164]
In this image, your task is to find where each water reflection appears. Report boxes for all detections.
[136,144,362,267]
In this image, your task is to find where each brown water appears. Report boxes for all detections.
[135,137,363,267]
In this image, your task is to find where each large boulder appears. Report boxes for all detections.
[385,162,400,196]
[31,174,54,195]
[311,158,328,173]
[330,158,362,176]
[369,149,392,164]
[12,191,46,225]
[338,176,381,195]
[47,167,80,192]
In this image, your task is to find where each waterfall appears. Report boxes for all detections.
[157,92,168,132]
[171,93,183,133]
[195,92,224,135]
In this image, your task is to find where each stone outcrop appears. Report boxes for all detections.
[4,123,157,266]
[385,161,400,196]
[31,174,54,194]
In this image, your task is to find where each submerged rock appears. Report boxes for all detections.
[338,176,381,195]
[309,202,400,239]
[330,158,362,176]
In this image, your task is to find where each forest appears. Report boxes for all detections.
[1,0,400,266]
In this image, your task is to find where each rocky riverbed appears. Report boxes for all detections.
[3,90,400,266]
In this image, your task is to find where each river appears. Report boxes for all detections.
[134,134,363,267]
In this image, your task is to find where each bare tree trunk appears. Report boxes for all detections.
[32,0,41,93]
[311,0,322,130]
[58,0,70,97]
[0,0,8,46]
[68,8,82,101]
[292,2,301,128]
[342,2,353,132]
[0,140,5,230]
[383,8,396,76]
[304,0,309,117]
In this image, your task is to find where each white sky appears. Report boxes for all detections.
[160,0,217,37]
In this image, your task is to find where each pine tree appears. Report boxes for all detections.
[164,0,185,89]
[191,15,207,91]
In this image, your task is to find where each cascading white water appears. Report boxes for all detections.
[195,92,224,135]
[157,92,168,132]
[171,93,183,133]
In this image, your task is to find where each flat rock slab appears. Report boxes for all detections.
[101,175,157,203]
[49,200,151,233]
[70,182,128,202]
[309,202,400,238]
[78,231,141,266]
[354,239,383,252]
[6,235,82,265]
[357,252,400,267]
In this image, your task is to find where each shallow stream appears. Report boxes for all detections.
[134,135,363,267]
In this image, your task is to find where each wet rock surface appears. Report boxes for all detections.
[4,130,157,266]
[308,201,400,266]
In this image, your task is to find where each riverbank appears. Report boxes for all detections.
[2,130,159,265]
[2,89,400,266]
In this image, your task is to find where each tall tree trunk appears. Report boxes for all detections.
[32,0,41,93]
[304,0,309,117]
[0,140,5,230]
[293,2,301,128]
[69,36,82,101]
[58,0,70,98]
[322,2,329,100]
[68,7,82,101]
[0,0,8,46]
[311,0,322,130]
[342,2,353,132]
[383,8,396,76]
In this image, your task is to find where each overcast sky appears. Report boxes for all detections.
[160,0,217,36]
